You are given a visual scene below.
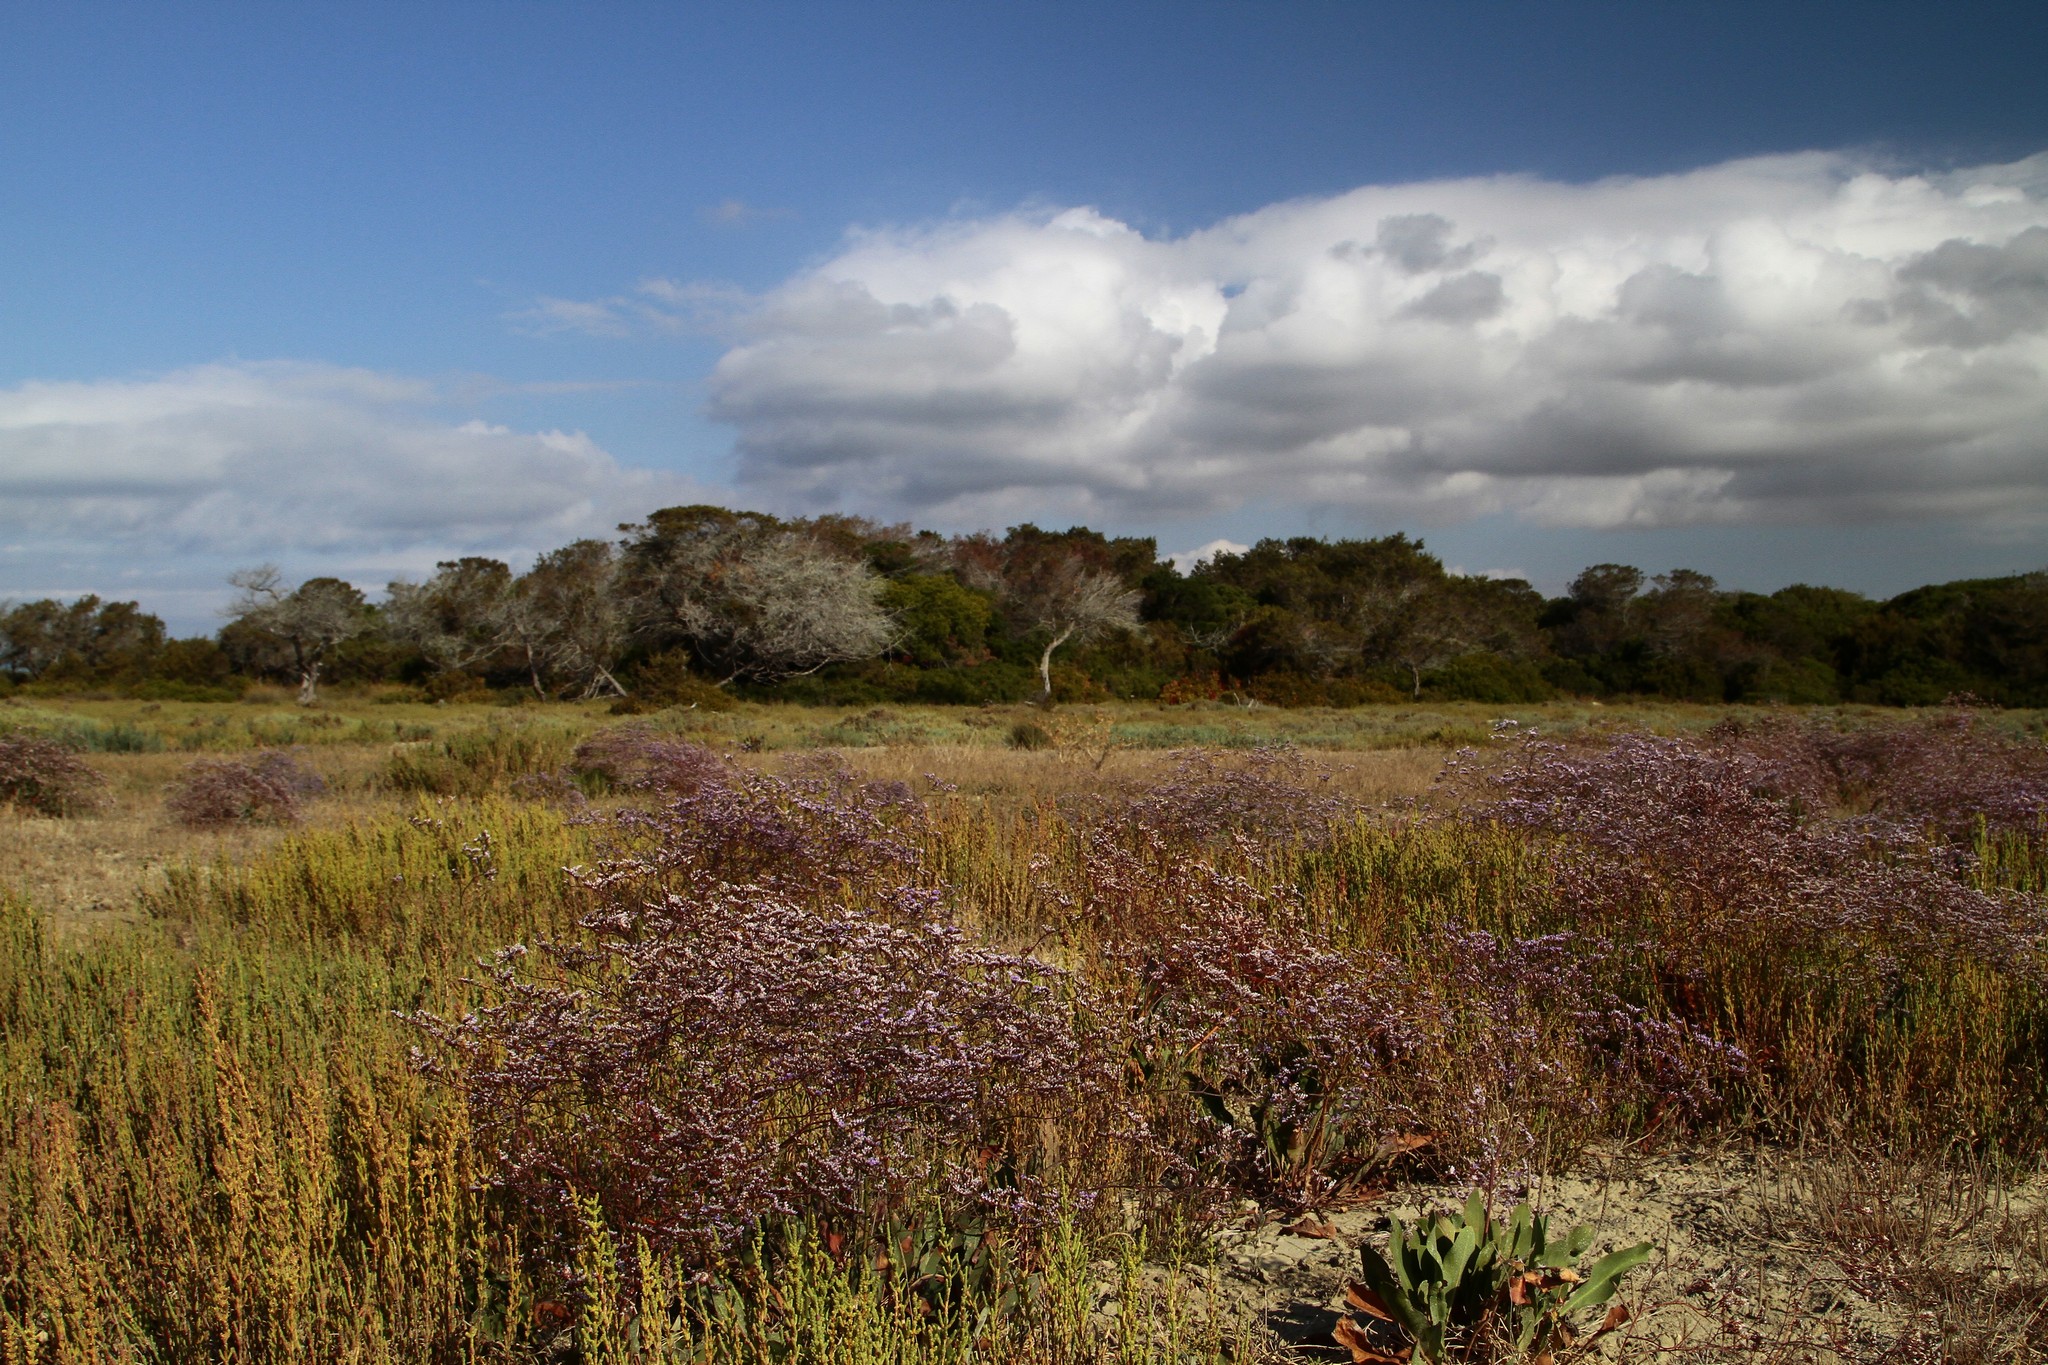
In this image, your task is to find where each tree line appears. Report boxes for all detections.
[4,504,2044,707]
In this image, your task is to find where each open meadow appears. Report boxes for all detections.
[3,694,2046,1363]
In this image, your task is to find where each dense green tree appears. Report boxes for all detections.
[505,540,630,698]
[383,558,515,677]
[0,596,165,681]
[1843,572,2048,705]
[1142,571,1258,653]
[9,499,2032,709]
[879,574,996,668]
[1718,584,1875,702]
[1186,533,1540,697]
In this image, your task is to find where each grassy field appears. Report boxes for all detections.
[2,695,2045,1362]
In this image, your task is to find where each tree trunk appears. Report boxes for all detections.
[1408,660,1422,700]
[1036,625,1075,704]
[297,662,321,706]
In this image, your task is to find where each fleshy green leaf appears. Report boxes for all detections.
[1560,1243,1655,1314]
[1441,1223,1478,1290]
[1357,1240,1432,1343]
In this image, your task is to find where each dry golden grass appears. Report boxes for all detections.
[824,741,1447,812]
[2,697,1480,931]
[1,747,403,936]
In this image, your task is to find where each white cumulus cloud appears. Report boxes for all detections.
[1169,538,1251,572]
[705,152,2048,533]
[0,361,718,565]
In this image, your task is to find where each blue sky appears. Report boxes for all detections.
[3,2,2045,630]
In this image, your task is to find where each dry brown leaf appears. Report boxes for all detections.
[1332,1314,1410,1364]
[1284,1215,1342,1239]
[1344,1279,1398,1323]
[1587,1301,1631,1340]
[1369,1131,1434,1165]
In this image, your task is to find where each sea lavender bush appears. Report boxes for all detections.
[0,731,107,815]
[1111,743,1352,845]
[595,746,926,902]
[1711,711,2048,860]
[410,869,1097,1270]
[165,749,326,828]
[1046,814,1735,1204]
[569,724,731,795]
[411,747,1122,1281]
[1049,827,1407,1202]
[1475,732,2044,974]
[1465,726,2048,1141]
[1399,926,1741,1188]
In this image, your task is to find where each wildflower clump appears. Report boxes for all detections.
[165,749,325,827]
[568,724,730,795]
[1051,821,1736,1204]
[0,730,107,815]
[1476,728,2043,974]
[598,747,926,898]
[1468,721,2048,1142]
[412,752,1102,1268]
[1114,743,1351,845]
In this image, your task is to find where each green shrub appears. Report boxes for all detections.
[1006,721,1053,751]
[619,649,735,711]
[382,723,577,795]
[1421,653,1558,704]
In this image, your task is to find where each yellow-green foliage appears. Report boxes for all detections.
[0,803,594,1363]
[570,1212,1233,1365]
[0,895,487,1361]
[381,723,583,797]
[142,795,590,951]
[933,799,2048,1153]
[25,692,2037,761]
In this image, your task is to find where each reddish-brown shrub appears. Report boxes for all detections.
[1464,725,2048,1144]
[1047,821,1736,1202]
[1476,730,2042,973]
[0,731,106,815]
[1109,743,1352,845]
[591,745,925,901]
[411,832,1096,1266]
[1710,711,2048,854]
[165,749,325,827]
[569,725,730,794]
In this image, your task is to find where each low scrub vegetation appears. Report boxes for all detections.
[0,706,2043,1360]
[0,731,107,815]
[164,748,326,827]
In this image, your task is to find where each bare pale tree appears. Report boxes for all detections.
[224,567,369,704]
[504,540,629,698]
[619,507,896,685]
[383,557,514,678]
[1010,561,1142,702]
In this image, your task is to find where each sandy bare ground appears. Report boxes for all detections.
[1126,1146,2048,1362]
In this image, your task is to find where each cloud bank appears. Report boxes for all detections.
[0,362,715,567]
[707,152,2048,532]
